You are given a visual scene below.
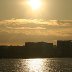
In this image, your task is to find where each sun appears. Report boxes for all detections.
[29,0,41,10]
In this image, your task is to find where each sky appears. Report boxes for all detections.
[0,0,72,19]
[0,0,72,45]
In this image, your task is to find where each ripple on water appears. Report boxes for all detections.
[0,58,72,72]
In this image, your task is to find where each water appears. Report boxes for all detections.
[0,58,72,72]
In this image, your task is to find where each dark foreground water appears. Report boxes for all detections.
[0,58,72,72]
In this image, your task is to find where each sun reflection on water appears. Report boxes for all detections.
[20,58,52,72]
[26,58,44,72]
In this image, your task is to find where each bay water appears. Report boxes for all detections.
[0,58,72,72]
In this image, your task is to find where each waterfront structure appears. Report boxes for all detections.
[57,40,72,48]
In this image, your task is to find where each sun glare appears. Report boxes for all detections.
[29,0,41,10]
[26,59,43,71]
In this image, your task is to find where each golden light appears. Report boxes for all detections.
[26,59,43,71]
[29,0,42,10]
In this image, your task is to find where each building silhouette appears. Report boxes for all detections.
[25,42,53,48]
[57,40,72,48]
[0,40,72,58]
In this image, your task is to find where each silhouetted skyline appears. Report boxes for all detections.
[0,40,72,58]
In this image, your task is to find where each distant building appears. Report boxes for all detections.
[57,40,72,48]
[37,42,53,48]
[25,42,53,48]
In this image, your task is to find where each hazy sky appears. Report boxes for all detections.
[0,0,72,45]
[0,0,72,20]
[0,19,72,45]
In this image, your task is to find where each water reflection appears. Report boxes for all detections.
[26,58,44,72]
[0,58,72,72]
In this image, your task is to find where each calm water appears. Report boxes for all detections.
[0,58,72,72]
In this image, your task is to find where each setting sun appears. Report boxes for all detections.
[29,0,41,10]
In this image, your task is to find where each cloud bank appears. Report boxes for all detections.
[0,19,72,45]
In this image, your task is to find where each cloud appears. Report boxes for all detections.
[0,19,72,45]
